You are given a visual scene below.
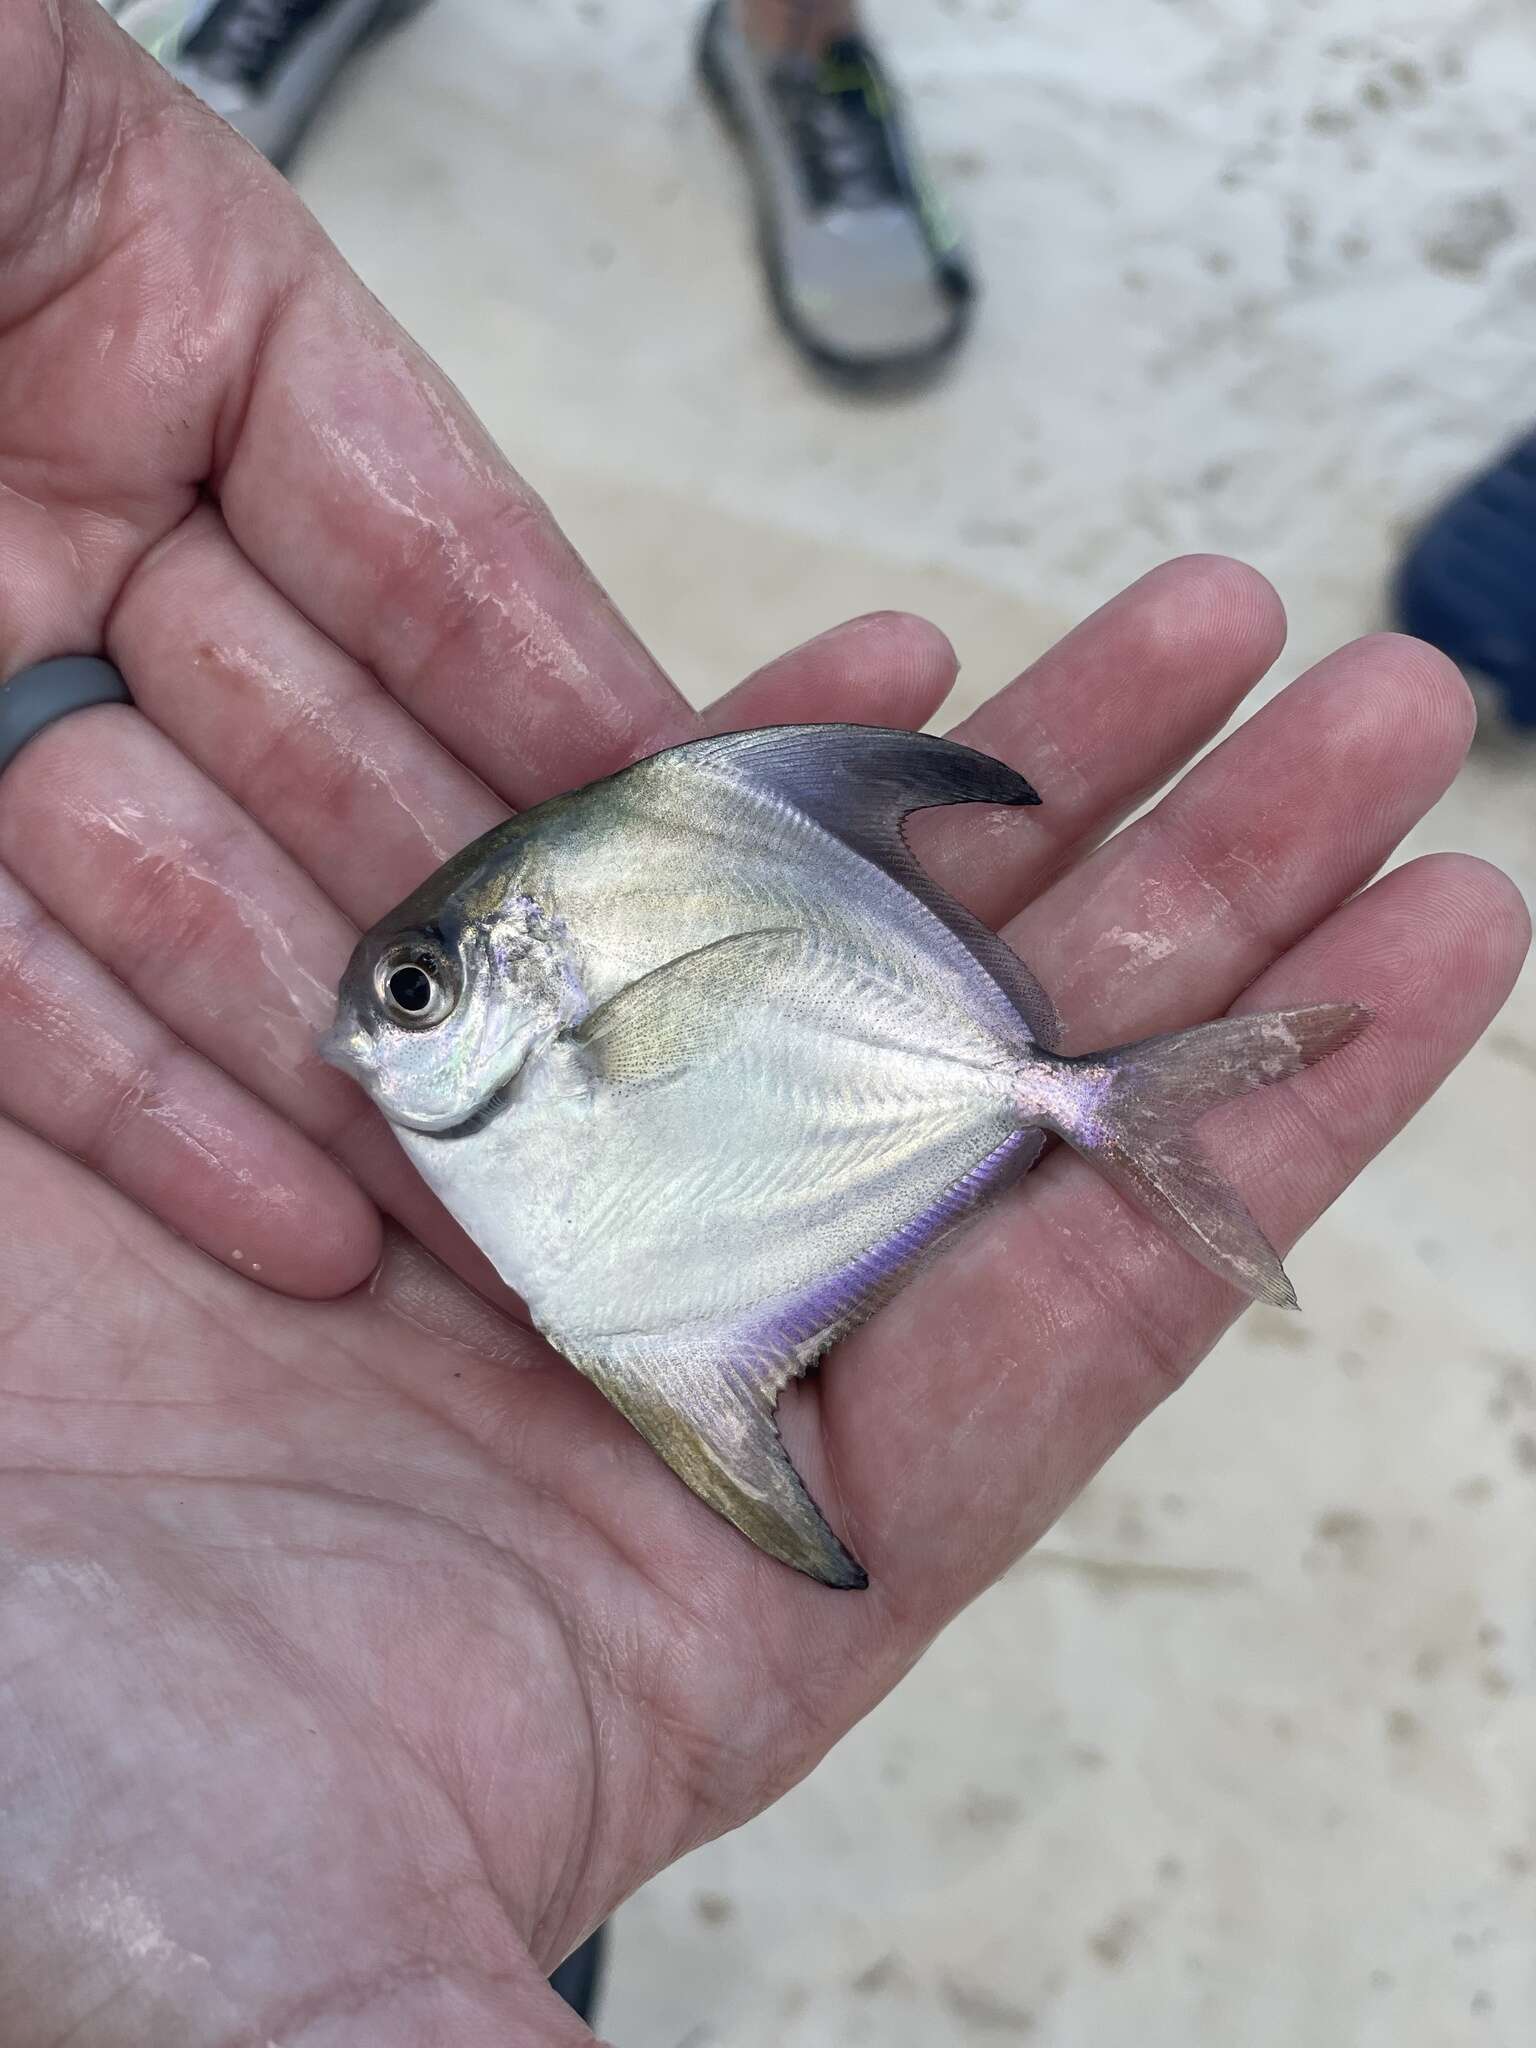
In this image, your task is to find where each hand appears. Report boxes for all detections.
[0,6,1526,2043]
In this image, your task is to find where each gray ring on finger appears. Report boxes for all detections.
[0,657,132,777]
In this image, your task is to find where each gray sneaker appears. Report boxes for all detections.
[101,0,428,167]
[698,0,973,386]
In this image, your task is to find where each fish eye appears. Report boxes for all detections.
[377,945,457,1028]
[389,964,433,1012]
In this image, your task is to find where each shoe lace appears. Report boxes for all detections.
[771,42,903,213]
[184,0,337,86]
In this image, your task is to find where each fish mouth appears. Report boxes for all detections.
[317,1020,372,1081]
[417,1075,519,1143]
[315,1018,530,1136]
[318,1027,514,1137]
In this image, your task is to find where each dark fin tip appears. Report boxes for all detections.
[814,1548,870,1591]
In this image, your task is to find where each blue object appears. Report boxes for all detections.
[1394,431,1536,730]
[0,656,132,777]
[549,1925,605,2022]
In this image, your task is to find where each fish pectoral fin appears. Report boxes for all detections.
[568,1337,868,1590]
[575,928,803,1085]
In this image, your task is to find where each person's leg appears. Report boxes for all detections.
[699,0,974,385]
[1395,432,1536,731]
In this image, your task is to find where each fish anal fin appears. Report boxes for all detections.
[555,1123,1052,1589]
[566,1335,867,1590]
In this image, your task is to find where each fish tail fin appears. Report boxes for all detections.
[1037,1003,1370,1308]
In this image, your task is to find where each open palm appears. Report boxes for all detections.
[0,6,1526,2043]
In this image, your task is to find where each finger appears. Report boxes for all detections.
[110,508,507,925]
[818,633,1482,1592]
[0,708,508,1304]
[0,0,200,663]
[111,514,957,927]
[910,555,1288,928]
[3,3,693,790]
[1009,634,1478,1046]
[843,852,1528,1611]
[216,273,701,797]
[702,613,958,734]
[210,205,953,802]
[0,865,378,1297]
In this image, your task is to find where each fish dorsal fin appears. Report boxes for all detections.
[682,723,1039,823]
[677,724,1060,1049]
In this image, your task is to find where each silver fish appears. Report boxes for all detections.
[323,726,1366,1588]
